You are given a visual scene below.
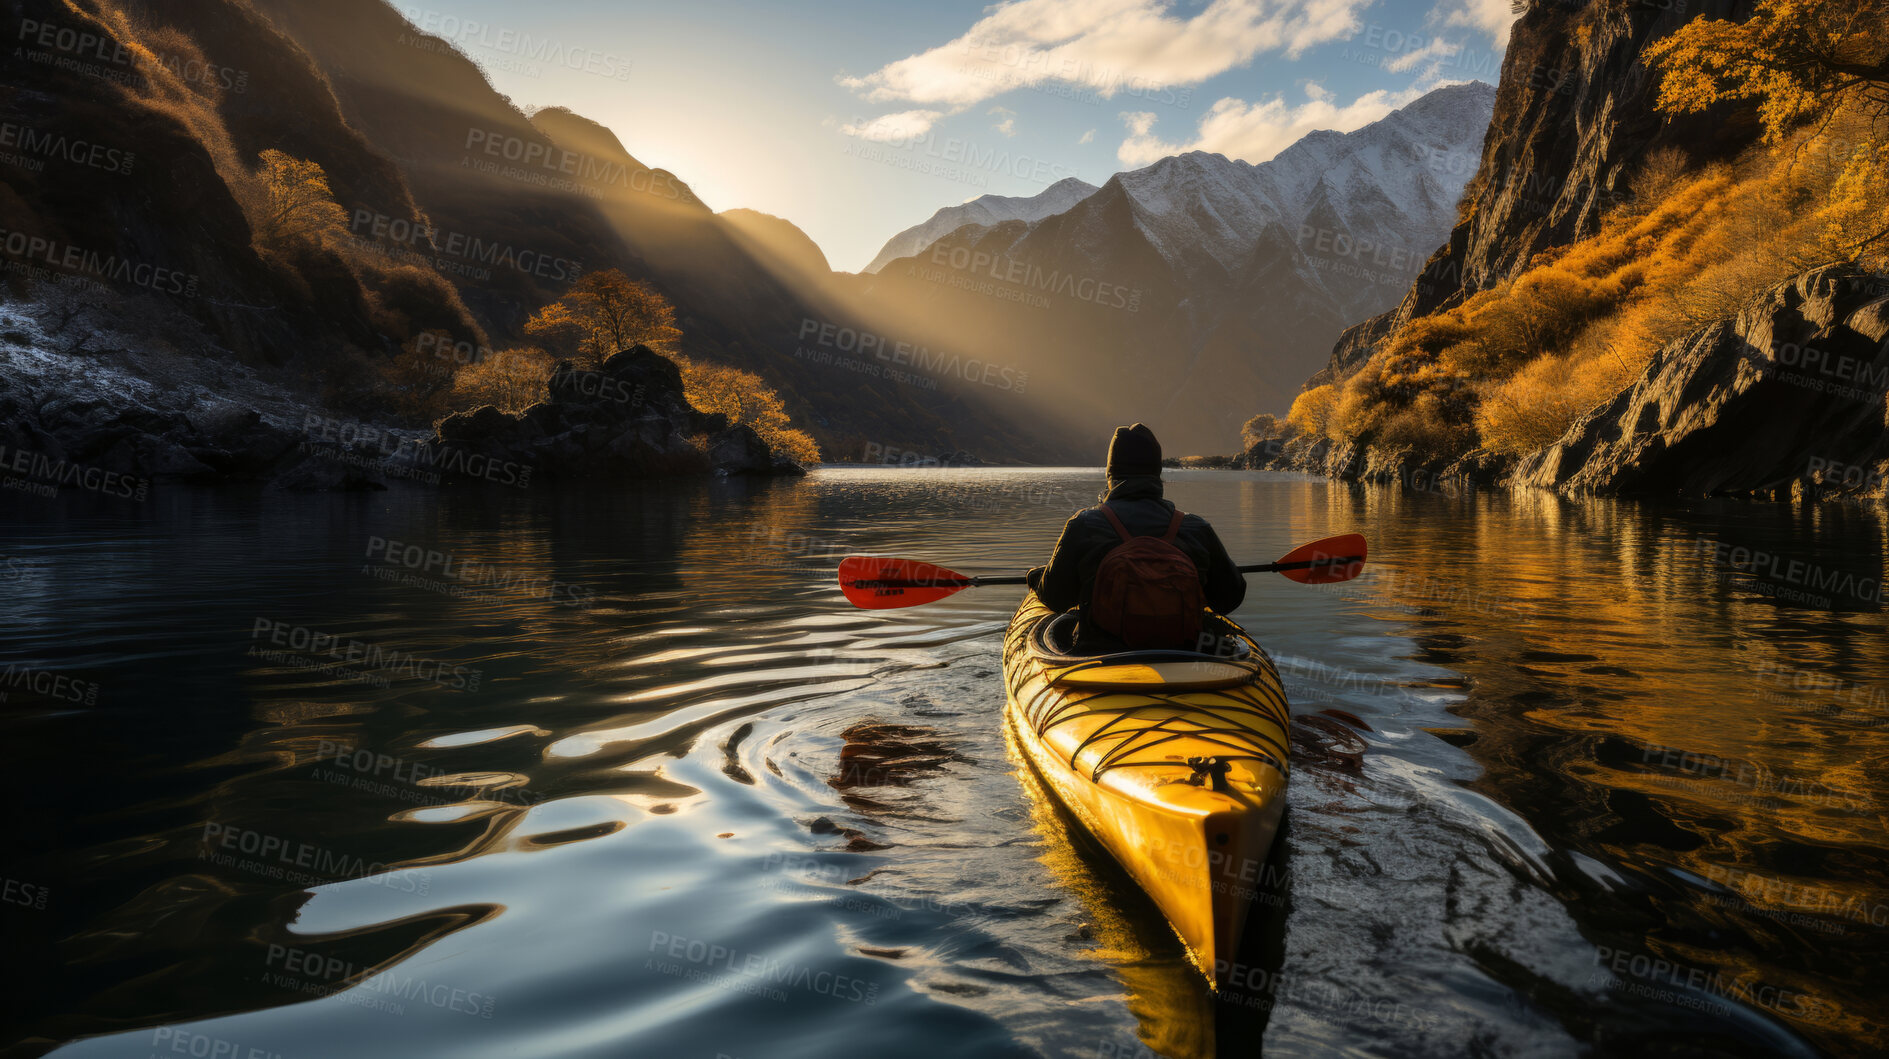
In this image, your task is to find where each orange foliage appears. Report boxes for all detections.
[1315,147,1839,455]
[451,348,557,413]
[1650,0,1889,259]
[1286,385,1337,438]
[674,355,821,464]
[525,270,682,368]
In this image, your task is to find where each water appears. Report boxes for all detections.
[3,469,1886,1058]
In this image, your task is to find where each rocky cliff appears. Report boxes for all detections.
[1248,268,1889,503]
[1515,267,1889,499]
[1247,0,1889,504]
[1324,0,1762,384]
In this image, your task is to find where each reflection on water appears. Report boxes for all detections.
[1,469,1886,1057]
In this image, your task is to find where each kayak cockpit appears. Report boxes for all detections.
[1027,611,1261,690]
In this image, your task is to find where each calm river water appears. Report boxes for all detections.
[2,469,1886,1058]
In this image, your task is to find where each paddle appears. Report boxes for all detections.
[837,533,1367,610]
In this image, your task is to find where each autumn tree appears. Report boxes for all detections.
[452,347,558,412]
[1648,0,1889,141]
[1286,385,1337,439]
[674,355,821,464]
[252,150,349,247]
[1649,0,1889,256]
[525,269,682,368]
[375,334,461,422]
[1240,413,1287,449]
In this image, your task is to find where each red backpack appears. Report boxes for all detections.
[1091,505,1205,649]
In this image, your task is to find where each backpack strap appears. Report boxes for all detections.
[1099,503,1186,543]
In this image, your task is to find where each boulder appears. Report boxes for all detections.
[708,424,774,475]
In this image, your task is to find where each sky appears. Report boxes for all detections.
[390,0,1517,272]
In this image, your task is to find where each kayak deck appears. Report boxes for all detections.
[1002,594,1290,986]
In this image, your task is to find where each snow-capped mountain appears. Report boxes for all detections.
[1012,81,1494,320]
[862,176,1098,274]
[857,82,1496,452]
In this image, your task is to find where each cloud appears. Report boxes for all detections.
[837,0,1374,118]
[838,109,947,142]
[1383,35,1465,74]
[1432,0,1519,47]
[1078,128,1095,144]
[988,105,1019,137]
[1116,82,1428,166]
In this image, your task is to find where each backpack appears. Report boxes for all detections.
[1091,504,1204,649]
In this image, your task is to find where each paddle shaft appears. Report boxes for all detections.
[1239,554,1363,574]
[848,554,1362,590]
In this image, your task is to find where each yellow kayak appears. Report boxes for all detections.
[1002,593,1290,987]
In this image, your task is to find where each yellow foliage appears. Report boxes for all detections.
[1251,0,1889,457]
[1649,0,1889,261]
[1646,0,1889,146]
[1818,138,1889,263]
[1328,374,1382,441]
[674,355,821,464]
[1240,413,1286,448]
[526,269,682,368]
[1475,349,1641,456]
[1303,113,1870,457]
[1286,385,1337,437]
[251,150,350,248]
[1377,397,1476,460]
[451,347,557,413]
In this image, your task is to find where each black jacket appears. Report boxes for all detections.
[1029,477,1245,623]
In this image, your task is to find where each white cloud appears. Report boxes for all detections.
[1433,0,1519,47]
[1384,35,1465,74]
[838,109,947,142]
[837,0,1375,122]
[988,105,1019,137]
[1078,128,1096,144]
[1116,82,1428,166]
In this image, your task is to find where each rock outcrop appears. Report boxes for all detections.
[1241,266,1889,502]
[1234,431,1508,493]
[426,345,805,482]
[0,304,803,497]
[1514,267,1889,498]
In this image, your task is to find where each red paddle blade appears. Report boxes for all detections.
[1276,533,1368,585]
[837,556,976,609]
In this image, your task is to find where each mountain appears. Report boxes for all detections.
[0,0,1075,465]
[1248,0,1889,508]
[854,82,1496,453]
[237,0,1084,460]
[1315,4,1763,386]
[719,209,837,292]
[862,177,1098,274]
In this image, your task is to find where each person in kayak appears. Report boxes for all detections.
[1025,423,1245,652]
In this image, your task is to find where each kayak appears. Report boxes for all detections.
[1002,593,1290,987]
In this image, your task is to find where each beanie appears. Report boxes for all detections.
[1106,423,1162,478]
